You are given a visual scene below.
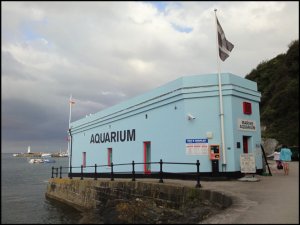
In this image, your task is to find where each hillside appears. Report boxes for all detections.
[245,40,299,146]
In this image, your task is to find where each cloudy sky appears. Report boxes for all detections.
[2,1,299,153]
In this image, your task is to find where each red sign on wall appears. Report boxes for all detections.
[243,102,252,114]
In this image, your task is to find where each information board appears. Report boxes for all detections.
[185,139,208,155]
[240,153,256,173]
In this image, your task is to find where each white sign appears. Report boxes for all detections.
[240,153,256,173]
[185,139,208,155]
[238,119,256,131]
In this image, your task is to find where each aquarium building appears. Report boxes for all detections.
[69,73,262,176]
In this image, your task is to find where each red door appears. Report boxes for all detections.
[143,142,151,174]
[243,136,248,153]
[82,152,86,167]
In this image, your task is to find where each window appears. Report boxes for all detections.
[243,102,252,115]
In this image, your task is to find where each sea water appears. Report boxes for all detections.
[1,153,216,224]
[1,153,83,224]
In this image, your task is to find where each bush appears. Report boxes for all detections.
[290,146,299,161]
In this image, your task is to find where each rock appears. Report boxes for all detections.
[97,197,222,224]
[262,138,279,155]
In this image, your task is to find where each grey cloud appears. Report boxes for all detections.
[2,51,36,81]
[2,98,68,141]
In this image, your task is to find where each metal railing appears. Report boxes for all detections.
[51,159,201,188]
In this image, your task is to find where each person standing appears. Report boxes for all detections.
[271,151,281,165]
[268,151,282,174]
[273,151,283,171]
[279,145,292,175]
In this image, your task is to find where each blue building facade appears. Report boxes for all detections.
[69,73,262,176]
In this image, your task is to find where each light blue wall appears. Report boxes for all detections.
[70,73,262,173]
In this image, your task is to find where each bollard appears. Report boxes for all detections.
[132,161,135,181]
[159,159,163,183]
[59,166,62,179]
[195,160,201,188]
[51,166,54,178]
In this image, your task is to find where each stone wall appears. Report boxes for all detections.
[46,178,99,211]
[45,178,232,223]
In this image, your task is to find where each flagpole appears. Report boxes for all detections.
[69,94,72,130]
[67,94,72,156]
[214,9,227,169]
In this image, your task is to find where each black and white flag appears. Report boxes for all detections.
[216,16,234,61]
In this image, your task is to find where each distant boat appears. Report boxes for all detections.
[13,153,20,157]
[58,148,69,157]
[28,158,55,163]
[29,158,44,164]
[43,158,56,163]
[41,153,52,157]
[59,152,69,157]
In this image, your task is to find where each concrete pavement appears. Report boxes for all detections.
[163,160,299,224]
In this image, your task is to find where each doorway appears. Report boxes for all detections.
[82,152,86,168]
[107,148,112,166]
[243,136,250,153]
[143,142,151,174]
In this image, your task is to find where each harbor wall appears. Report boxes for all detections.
[45,178,232,212]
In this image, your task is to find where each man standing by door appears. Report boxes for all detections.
[279,145,292,175]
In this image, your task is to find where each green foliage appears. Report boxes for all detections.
[245,40,299,146]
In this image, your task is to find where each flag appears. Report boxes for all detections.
[216,16,234,61]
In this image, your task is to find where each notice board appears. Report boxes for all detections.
[240,153,256,173]
[185,139,208,155]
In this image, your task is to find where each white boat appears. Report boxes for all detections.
[29,158,44,164]
[13,153,20,157]
[41,153,52,157]
[43,158,56,163]
[59,152,69,157]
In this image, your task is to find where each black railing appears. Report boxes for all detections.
[51,159,201,188]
